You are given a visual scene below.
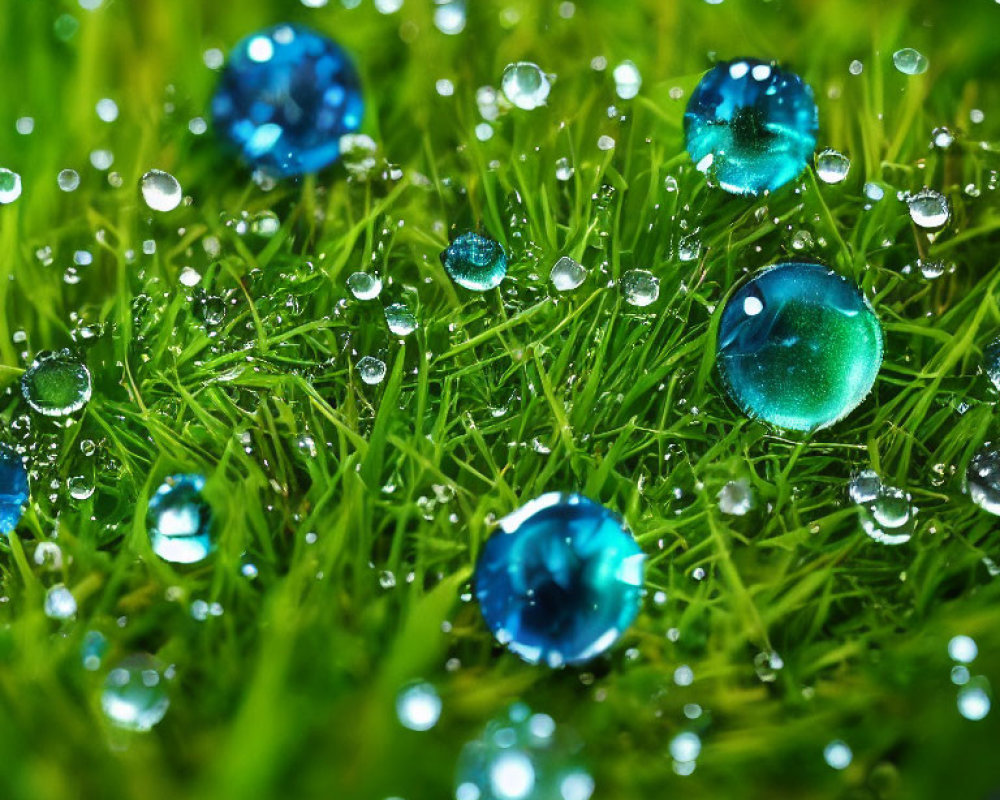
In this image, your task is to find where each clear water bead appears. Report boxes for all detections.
[0,444,29,535]
[101,654,170,732]
[716,262,882,431]
[455,704,594,800]
[948,635,978,664]
[147,474,215,564]
[550,256,586,291]
[357,356,387,385]
[212,24,363,176]
[824,740,853,770]
[848,469,881,504]
[58,169,80,192]
[907,188,950,229]
[984,338,1000,391]
[0,168,23,203]
[815,149,850,184]
[893,48,929,75]
[859,484,916,546]
[957,684,991,721]
[21,349,93,417]
[613,60,642,100]
[555,157,575,181]
[475,493,645,667]
[621,269,660,306]
[396,682,442,731]
[718,478,753,515]
[967,445,1000,515]
[441,232,508,291]
[140,170,183,212]
[347,271,382,300]
[384,303,417,336]
[685,58,818,195]
[501,62,552,110]
[44,584,77,620]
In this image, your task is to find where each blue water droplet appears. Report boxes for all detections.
[101,654,170,732]
[212,23,364,177]
[147,474,215,564]
[441,232,508,291]
[716,262,882,430]
[0,445,28,535]
[685,58,818,195]
[475,493,645,667]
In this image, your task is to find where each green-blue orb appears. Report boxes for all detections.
[147,474,215,564]
[716,261,883,431]
[685,58,818,196]
[440,232,508,291]
[475,493,645,667]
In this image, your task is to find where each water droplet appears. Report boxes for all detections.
[21,349,92,417]
[849,59,863,75]
[101,654,170,732]
[907,188,949,229]
[0,445,28,535]
[147,474,215,564]
[984,338,1000,392]
[669,732,702,764]
[860,484,916,546]
[815,149,850,184]
[44,584,77,619]
[57,169,80,192]
[893,48,928,75]
[674,664,694,685]
[347,271,383,300]
[717,262,882,430]
[0,168,23,203]
[441,232,508,291]
[958,683,991,721]
[555,157,575,181]
[685,59,817,195]
[621,269,660,307]
[501,62,552,110]
[476,493,644,667]
[396,682,442,731]
[718,478,753,515]
[179,266,202,287]
[948,635,978,664]
[212,24,364,176]
[550,256,586,291]
[967,444,1000,515]
[823,740,852,770]
[67,474,95,500]
[95,97,119,122]
[384,303,417,336]
[357,355,387,385]
[140,169,183,212]
[434,0,466,34]
[613,60,642,99]
[931,126,954,149]
[34,541,64,570]
[82,630,108,671]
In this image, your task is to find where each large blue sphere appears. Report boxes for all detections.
[475,493,645,667]
[685,58,818,196]
[0,445,28,535]
[211,23,364,177]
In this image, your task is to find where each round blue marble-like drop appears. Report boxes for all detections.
[147,474,215,564]
[211,23,363,177]
[716,261,883,431]
[0,444,28,535]
[475,493,645,667]
[685,58,818,195]
[440,232,508,291]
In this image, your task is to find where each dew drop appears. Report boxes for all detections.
[21,349,92,417]
[815,149,850,184]
[101,654,170,732]
[907,188,949,228]
[966,444,1000,515]
[823,740,852,770]
[0,168,23,204]
[347,271,383,300]
[140,169,183,212]
[357,355,387,385]
[958,684,991,721]
[147,474,215,564]
[396,682,442,731]
[621,269,659,306]
[612,60,642,100]
[44,584,77,620]
[501,62,551,110]
[555,157,575,181]
[550,256,586,291]
[384,303,417,336]
[58,169,81,192]
[948,635,978,664]
[893,48,928,75]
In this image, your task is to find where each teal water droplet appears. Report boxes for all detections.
[441,232,508,291]
[21,349,93,417]
[0,444,28,535]
[716,262,882,430]
[101,654,170,732]
[0,168,23,204]
[384,303,417,336]
[147,474,215,564]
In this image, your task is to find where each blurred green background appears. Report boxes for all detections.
[0,0,998,799]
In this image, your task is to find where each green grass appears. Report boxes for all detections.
[0,0,999,798]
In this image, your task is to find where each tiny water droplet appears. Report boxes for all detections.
[384,303,417,336]
[550,256,586,291]
[0,168,23,203]
[101,654,170,732]
[621,269,659,307]
[357,355,387,385]
[893,48,928,75]
[907,188,949,228]
[501,62,552,110]
[815,149,850,184]
[347,272,383,300]
[21,350,92,417]
[44,584,77,620]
